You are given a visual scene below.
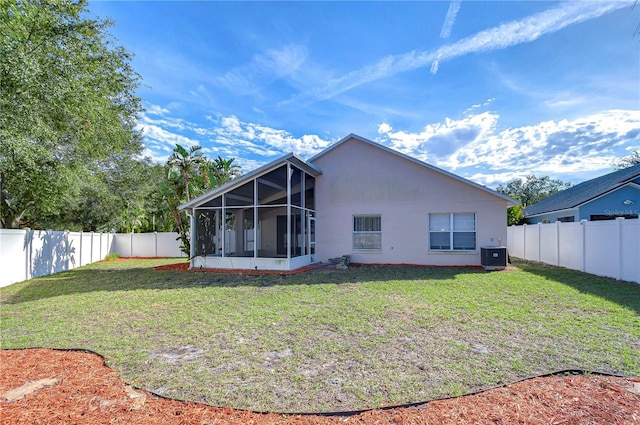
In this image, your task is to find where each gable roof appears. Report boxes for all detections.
[524,163,640,217]
[310,133,519,206]
[179,152,321,210]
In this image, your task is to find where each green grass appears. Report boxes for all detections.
[1,258,638,412]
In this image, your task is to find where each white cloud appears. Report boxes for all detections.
[378,111,499,163]
[377,109,640,186]
[211,115,332,158]
[287,1,630,105]
[138,123,201,150]
[145,104,170,116]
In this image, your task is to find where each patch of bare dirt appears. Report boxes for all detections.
[1,348,638,424]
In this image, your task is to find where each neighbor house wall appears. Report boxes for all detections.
[525,208,578,224]
[312,137,508,266]
[577,184,640,221]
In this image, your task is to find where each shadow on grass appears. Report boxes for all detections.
[1,263,486,304]
[515,261,640,315]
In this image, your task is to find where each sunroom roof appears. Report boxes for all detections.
[179,153,321,210]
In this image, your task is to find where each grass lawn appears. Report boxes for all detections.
[1,258,638,413]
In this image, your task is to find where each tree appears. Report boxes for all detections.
[165,144,241,255]
[166,144,207,202]
[614,149,640,170]
[0,0,142,229]
[207,156,241,187]
[496,175,572,208]
[496,175,572,225]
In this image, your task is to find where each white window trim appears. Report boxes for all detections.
[352,215,382,251]
[429,212,477,252]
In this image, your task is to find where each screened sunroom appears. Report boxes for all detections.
[179,154,321,271]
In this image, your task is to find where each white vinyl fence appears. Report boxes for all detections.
[0,229,185,287]
[507,218,640,284]
[111,232,184,258]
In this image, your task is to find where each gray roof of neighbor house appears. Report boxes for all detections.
[524,163,640,217]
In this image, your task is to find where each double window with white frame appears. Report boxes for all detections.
[353,215,382,251]
[429,213,476,251]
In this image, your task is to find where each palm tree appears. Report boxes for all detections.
[166,144,206,201]
[207,156,241,187]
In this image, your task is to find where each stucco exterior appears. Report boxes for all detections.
[311,136,512,266]
[180,134,516,270]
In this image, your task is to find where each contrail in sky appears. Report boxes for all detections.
[433,0,462,74]
[440,0,462,38]
[284,1,632,106]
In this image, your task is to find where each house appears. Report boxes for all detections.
[179,134,518,271]
[524,163,640,224]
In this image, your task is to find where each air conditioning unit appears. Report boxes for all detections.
[481,247,507,271]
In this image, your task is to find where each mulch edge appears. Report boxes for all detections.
[1,347,635,418]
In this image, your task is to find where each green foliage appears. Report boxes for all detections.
[0,0,143,229]
[496,175,572,208]
[614,149,640,170]
[165,144,241,255]
[104,252,120,261]
[506,204,524,226]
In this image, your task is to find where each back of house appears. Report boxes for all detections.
[310,134,517,267]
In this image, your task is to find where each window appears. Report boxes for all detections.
[429,213,476,251]
[353,215,381,250]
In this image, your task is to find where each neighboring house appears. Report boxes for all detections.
[179,134,518,271]
[524,163,640,224]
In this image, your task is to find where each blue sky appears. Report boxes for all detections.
[90,1,640,187]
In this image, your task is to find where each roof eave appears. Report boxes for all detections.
[178,152,322,210]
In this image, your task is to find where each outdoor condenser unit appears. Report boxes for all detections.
[481,247,507,271]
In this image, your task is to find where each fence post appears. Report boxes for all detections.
[90,232,94,263]
[129,232,133,259]
[24,228,31,282]
[555,221,561,266]
[155,231,158,257]
[537,222,542,263]
[79,231,83,267]
[522,224,527,260]
[580,220,587,273]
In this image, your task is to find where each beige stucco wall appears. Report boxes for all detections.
[311,137,508,266]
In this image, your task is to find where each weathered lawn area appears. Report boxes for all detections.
[1,259,638,413]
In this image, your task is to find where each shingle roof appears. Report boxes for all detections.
[524,163,640,217]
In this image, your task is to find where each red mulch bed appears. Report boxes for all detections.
[1,349,638,424]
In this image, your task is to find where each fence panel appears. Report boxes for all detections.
[524,225,540,262]
[0,229,30,285]
[621,220,640,283]
[1,230,184,287]
[557,222,583,271]
[539,224,558,266]
[157,233,184,257]
[584,221,619,280]
[508,219,639,284]
[132,233,157,257]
